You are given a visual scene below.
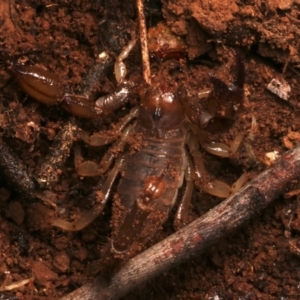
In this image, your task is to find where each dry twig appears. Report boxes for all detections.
[136,0,151,84]
[0,276,34,292]
[60,144,300,300]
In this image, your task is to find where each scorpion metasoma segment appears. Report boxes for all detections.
[10,43,246,265]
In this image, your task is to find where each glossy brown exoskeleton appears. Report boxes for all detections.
[10,40,246,265]
[56,52,245,264]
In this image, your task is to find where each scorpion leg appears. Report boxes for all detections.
[98,124,134,174]
[75,124,135,176]
[188,135,247,198]
[114,32,137,84]
[52,156,126,231]
[174,155,194,230]
[73,145,101,177]
[75,107,139,177]
[200,115,258,159]
[200,131,245,158]
[81,106,139,146]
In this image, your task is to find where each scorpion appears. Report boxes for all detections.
[6,28,246,266]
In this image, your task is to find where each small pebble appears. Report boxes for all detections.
[53,252,70,273]
[32,261,58,285]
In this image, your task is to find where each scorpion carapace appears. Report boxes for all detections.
[137,83,185,135]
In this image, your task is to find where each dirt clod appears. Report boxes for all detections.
[32,261,58,285]
[7,201,25,225]
[53,252,70,273]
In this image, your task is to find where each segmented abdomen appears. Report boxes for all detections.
[118,136,186,208]
[111,135,186,255]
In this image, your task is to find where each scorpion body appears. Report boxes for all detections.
[7,41,246,268]
[111,85,187,254]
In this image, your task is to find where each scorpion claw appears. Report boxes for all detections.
[52,208,101,231]
[11,63,64,105]
[11,63,102,118]
[61,94,101,118]
[200,49,245,132]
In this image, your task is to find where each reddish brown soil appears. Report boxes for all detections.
[0,0,300,299]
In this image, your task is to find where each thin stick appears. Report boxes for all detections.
[60,144,300,300]
[136,0,151,84]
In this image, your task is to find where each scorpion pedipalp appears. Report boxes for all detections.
[11,63,64,105]
[11,62,101,118]
[199,49,245,132]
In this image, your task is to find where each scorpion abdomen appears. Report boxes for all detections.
[112,135,186,255]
